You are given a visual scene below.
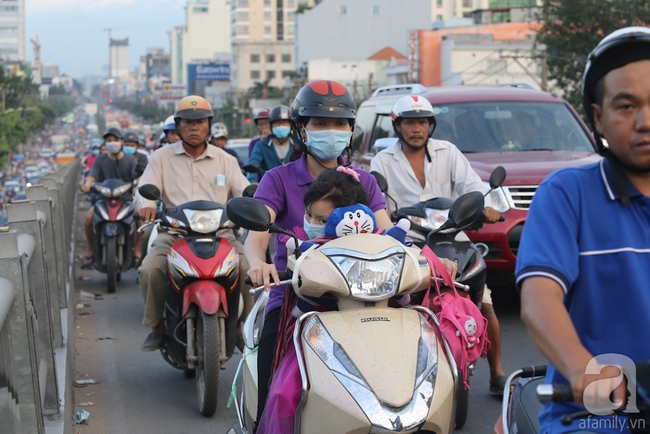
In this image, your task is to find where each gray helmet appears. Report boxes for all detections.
[103,127,123,139]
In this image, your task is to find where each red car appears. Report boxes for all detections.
[350,84,601,282]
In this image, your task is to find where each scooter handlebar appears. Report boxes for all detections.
[245,270,293,292]
[536,383,573,403]
[520,365,547,378]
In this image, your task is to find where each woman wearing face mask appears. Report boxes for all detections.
[243,80,394,429]
[245,104,294,182]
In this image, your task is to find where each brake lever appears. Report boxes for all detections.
[137,219,161,232]
[249,279,293,295]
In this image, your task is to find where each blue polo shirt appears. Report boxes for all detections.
[516,157,650,433]
[246,136,292,183]
[253,153,386,314]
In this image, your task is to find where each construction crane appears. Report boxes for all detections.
[103,26,130,39]
[30,35,41,85]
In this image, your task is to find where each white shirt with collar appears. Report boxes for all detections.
[370,138,487,214]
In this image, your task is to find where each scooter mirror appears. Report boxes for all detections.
[242,163,261,174]
[370,171,388,194]
[448,191,485,228]
[489,166,506,189]
[226,197,271,232]
[139,184,161,201]
[242,184,258,198]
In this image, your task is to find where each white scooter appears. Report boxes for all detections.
[225,193,485,434]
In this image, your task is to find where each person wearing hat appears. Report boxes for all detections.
[136,95,252,351]
[80,127,140,269]
[518,27,650,433]
[245,104,293,182]
[123,131,149,166]
[209,122,243,167]
[248,108,271,158]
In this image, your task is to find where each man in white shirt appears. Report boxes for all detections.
[370,95,507,395]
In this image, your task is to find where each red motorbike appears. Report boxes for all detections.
[139,184,243,417]
[91,178,138,293]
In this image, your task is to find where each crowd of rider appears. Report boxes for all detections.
[79,26,650,434]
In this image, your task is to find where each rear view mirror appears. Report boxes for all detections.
[139,184,161,201]
[448,191,485,228]
[226,197,271,232]
[370,171,388,193]
[489,166,506,189]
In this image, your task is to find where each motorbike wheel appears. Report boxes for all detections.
[455,375,470,429]
[106,237,117,294]
[196,311,220,417]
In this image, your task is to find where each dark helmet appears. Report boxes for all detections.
[268,105,291,125]
[123,131,139,144]
[103,127,123,140]
[254,108,270,124]
[291,80,356,127]
[582,27,650,145]
[174,95,214,124]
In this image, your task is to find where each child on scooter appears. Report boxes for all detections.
[257,166,410,434]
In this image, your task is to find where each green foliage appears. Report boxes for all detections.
[110,98,170,123]
[0,65,76,165]
[48,83,68,96]
[538,0,650,117]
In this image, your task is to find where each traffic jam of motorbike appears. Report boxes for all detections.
[76,27,650,429]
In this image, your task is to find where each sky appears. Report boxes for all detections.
[26,0,189,79]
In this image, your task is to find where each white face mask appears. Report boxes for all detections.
[105,141,122,154]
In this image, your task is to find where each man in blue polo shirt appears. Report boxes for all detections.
[517,27,650,434]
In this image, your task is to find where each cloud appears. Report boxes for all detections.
[27,0,138,13]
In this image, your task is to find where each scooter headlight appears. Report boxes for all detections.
[415,314,439,388]
[304,315,369,388]
[112,183,132,197]
[482,182,510,213]
[183,209,223,233]
[325,247,404,301]
[95,185,112,198]
[409,208,450,231]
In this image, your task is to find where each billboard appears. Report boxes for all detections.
[187,63,230,94]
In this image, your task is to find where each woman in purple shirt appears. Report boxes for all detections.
[243,80,393,426]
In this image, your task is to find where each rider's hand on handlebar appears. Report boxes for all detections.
[247,263,280,292]
[483,206,501,224]
[568,362,628,410]
[140,206,157,223]
[81,183,91,193]
[438,258,458,281]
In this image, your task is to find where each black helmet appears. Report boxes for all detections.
[123,131,139,144]
[268,105,291,125]
[582,26,650,146]
[103,127,122,140]
[291,80,356,127]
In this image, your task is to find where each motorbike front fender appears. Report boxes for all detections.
[182,280,227,317]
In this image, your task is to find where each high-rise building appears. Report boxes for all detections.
[0,0,25,62]
[430,0,539,22]
[231,0,314,91]
[167,0,231,86]
[110,38,129,78]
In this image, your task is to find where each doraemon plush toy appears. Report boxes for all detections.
[286,203,412,317]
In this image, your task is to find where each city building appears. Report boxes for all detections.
[0,0,24,62]
[295,0,431,71]
[167,0,231,86]
[430,0,540,23]
[230,0,314,92]
[138,47,171,91]
[308,47,407,102]
[109,38,129,78]
[406,22,544,89]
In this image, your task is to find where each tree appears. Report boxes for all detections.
[537,0,650,117]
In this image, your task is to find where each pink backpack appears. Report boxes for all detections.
[420,245,490,389]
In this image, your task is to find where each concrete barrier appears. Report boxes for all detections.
[0,159,80,434]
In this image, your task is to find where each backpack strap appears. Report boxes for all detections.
[421,245,458,298]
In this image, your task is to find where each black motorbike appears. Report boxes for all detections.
[496,363,650,434]
[91,178,138,293]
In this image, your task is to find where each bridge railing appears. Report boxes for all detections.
[0,159,81,434]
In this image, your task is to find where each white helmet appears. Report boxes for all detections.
[391,95,437,154]
[210,122,228,140]
[163,115,177,131]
